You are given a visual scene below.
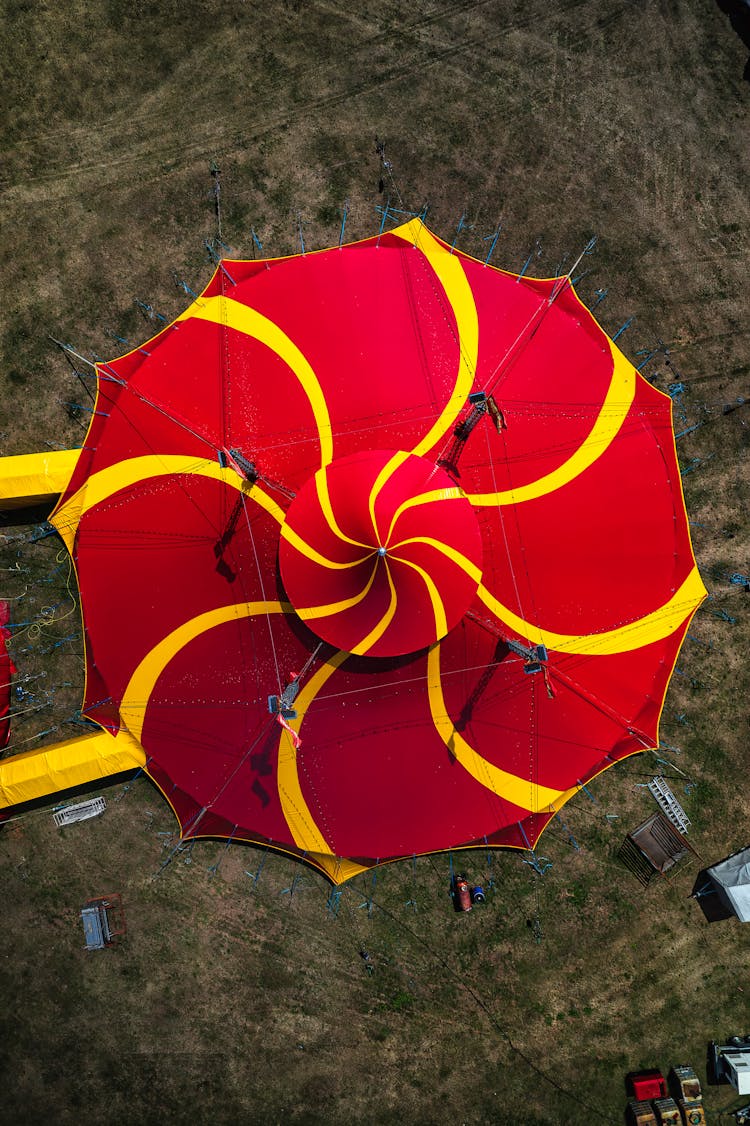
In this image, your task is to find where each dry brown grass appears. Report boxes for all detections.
[1,1,749,1123]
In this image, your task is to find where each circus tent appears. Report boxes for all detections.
[0,220,705,882]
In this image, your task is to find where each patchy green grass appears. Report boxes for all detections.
[1,0,750,1122]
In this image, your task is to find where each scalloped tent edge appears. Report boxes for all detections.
[0,221,706,885]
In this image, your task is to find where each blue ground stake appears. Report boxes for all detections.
[450,212,471,254]
[377,202,390,246]
[591,288,608,309]
[62,402,110,417]
[375,204,419,218]
[412,205,428,247]
[338,201,349,249]
[553,812,580,851]
[483,223,502,266]
[404,853,418,910]
[207,829,236,877]
[482,834,496,887]
[327,889,343,917]
[521,852,553,875]
[517,239,542,281]
[23,726,56,743]
[50,633,78,651]
[571,266,593,287]
[636,347,660,370]
[250,227,264,256]
[245,850,269,888]
[517,250,533,280]
[450,216,463,256]
[30,523,56,542]
[136,300,167,323]
[40,561,67,584]
[114,766,144,801]
[281,872,308,898]
[676,422,703,440]
[518,821,553,874]
[687,632,712,648]
[612,317,633,341]
[174,277,198,299]
[359,868,378,917]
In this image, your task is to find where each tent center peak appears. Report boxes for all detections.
[279,449,483,658]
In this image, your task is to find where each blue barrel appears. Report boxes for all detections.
[471,885,485,904]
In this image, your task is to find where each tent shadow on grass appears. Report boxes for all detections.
[691,871,736,922]
[691,845,750,923]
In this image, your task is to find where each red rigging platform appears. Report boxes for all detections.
[46,219,705,883]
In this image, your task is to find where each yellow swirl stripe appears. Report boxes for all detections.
[280,521,372,570]
[351,560,398,656]
[116,597,360,881]
[296,558,379,620]
[315,470,370,550]
[389,554,448,639]
[389,535,482,581]
[392,220,479,457]
[385,486,465,544]
[177,296,333,466]
[467,342,636,506]
[386,536,704,656]
[427,645,573,812]
[277,649,367,881]
[368,450,410,543]
[476,566,706,655]
[51,455,286,552]
[364,222,479,524]
[119,600,291,745]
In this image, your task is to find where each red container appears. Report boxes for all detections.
[629,1071,667,1101]
[454,876,472,912]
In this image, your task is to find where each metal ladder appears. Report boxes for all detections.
[647,777,690,835]
[53,796,106,827]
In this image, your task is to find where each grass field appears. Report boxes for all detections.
[1,1,749,1123]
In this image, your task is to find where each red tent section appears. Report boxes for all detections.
[0,601,15,750]
[50,220,705,881]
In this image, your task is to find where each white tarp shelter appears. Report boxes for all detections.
[707,846,750,922]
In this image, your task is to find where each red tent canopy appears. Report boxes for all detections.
[51,220,705,882]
